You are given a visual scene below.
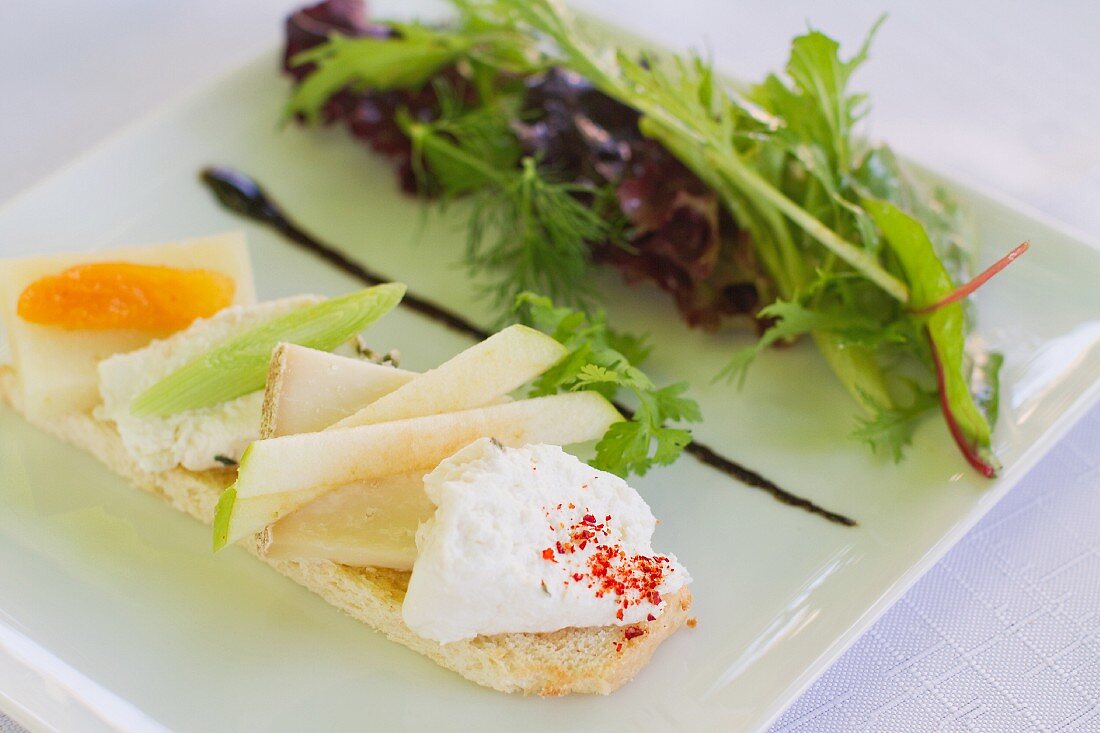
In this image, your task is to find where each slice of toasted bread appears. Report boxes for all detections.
[0,365,691,695]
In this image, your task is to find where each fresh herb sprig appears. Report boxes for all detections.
[515,293,701,477]
[484,0,910,302]
[403,108,619,312]
[472,0,1011,471]
[286,19,540,122]
[284,0,1024,475]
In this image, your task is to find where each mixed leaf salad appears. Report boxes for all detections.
[281,0,1025,476]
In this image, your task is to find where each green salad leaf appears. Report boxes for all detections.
[284,0,1021,475]
[492,0,910,303]
[864,199,997,474]
[851,387,937,463]
[285,19,540,122]
[515,292,700,477]
[287,30,467,122]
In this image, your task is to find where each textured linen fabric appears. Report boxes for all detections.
[768,406,1100,732]
[0,717,26,733]
[2,2,1099,732]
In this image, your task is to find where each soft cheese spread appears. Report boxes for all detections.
[402,438,690,643]
[96,296,318,472]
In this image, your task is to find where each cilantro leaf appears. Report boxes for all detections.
[515,293,701,477]
[593,422,650,478]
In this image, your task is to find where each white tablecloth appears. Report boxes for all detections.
[1,1,1097,731]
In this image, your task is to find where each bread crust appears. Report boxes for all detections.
[0,366,691,695]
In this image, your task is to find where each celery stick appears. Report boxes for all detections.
[131,283,405,416]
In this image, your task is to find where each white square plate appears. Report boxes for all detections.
[1,14,1099,733]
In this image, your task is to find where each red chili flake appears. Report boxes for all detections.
[580,483,588,489]
[646,613,656,622]
[624,626,645,641]
[615,642,623,653]
[568,502,575,509]
[544,503,674,614]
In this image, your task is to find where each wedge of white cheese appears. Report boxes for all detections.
[96,296,318,473]
[261,343,417,438]
[0,232,255,419]
[403,438,690,643]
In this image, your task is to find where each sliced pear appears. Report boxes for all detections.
[331,324,566,429]
[261,343,417,438]
[259,471,430,569]
[215,391,621,549]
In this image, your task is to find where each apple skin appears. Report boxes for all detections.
[330,325,567,429]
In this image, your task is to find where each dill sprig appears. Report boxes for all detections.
[400,105,620,312]
[481,0,910,303]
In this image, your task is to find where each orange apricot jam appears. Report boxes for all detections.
[16,262,235,332]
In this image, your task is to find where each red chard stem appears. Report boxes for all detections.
[928,333,998,478]
[913,241,1030,315]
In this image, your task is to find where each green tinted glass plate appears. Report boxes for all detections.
[1,11,1098,733]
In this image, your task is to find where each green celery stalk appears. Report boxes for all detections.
[130,283,406,417]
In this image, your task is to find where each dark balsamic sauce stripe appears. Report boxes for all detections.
[199,166,858,528]
[685,442,856,526]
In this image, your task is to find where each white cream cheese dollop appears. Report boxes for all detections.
[402,438,690,643]
[96,296,319,473]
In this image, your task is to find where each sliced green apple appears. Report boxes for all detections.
[330,324,566,429]
[261,343,417,438]
[259,471,430,570]
[215,391,621,549]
